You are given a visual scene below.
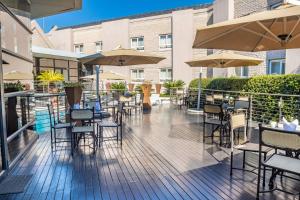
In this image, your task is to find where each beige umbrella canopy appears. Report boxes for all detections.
[81,45,165,66]
[193,4,300,52]
[4,71,33,80]
[80,71,128,81]
[185,52,263,68]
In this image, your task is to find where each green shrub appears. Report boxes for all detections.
[4,81,24,93]
[189,78,212,89]
[188,74,300,122]
[111,82,126,91]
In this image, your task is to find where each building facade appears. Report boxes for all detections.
[33,0,300,86]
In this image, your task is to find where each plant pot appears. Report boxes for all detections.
[106,82,111,92]
[128,83,135,92]
[155,84,162,94]
[141,84,152,113]
[65,86,83,108]
[4,88,20,137]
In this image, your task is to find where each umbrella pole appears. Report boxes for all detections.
[197,71,202,111]
[96,65,100,100]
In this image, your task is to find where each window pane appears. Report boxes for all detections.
[270,61,281,74]
[242,67,249,77]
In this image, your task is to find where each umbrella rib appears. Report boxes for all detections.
[290,32,300,42]
[287,16,300,42]
[241,27,280,43]
[196,23,249,46]
[256,21,281,43]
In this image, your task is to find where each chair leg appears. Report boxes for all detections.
[50,128,53,150]
[116,126,119,143]
[263,153,266,187]
[203,123,206,143]
[54,128,57,150]
[120,124,123,146]
[230,151,233,176]
[242,151,246,169]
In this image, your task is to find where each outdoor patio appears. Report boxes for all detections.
[0,105,298,200]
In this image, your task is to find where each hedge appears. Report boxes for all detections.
[188,74,300,122]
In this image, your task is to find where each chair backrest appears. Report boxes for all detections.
[119,95,132,102]
[70,108,94,121]
[203,104,222,115]
[234,100,250,110]
[259,125,300,152]
[213,94,223,100]
[47,103,56,125]
[85,100,101,112]
[230,113,246,130]
[205,95,214,103]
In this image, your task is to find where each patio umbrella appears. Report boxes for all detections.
[80,45,165,108]
[185,52,263,111]
[193,4,300,51]
[80,71,128,81]
[4,71,33,80]
[83,45,165,66]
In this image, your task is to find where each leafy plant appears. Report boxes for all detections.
[4,81,24,92]
[37,70,64,92]
[111,82,126,91]
[163,80,185,94]
[64,81,84,88]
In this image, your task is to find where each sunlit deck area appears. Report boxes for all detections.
[0,105,298,200]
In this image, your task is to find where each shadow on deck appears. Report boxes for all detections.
[0,105,299,200]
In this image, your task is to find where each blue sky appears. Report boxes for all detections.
[37,0,212,32]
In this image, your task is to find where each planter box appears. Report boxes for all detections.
[65,86,83,108]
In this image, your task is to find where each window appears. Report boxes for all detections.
[95,41,103,53]
[131,69,144,81]
[235,66,249,77]
[74,44,84,54]
[131,37,144,50]
[160,68,172,82]
[159,34,172,50]
[268,59,285,75]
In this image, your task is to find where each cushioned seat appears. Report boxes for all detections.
[205,118,227,125]
[235,142,272,153]
[98,121,118,127]
[54,123,70,129]
[72,126,94,133]
[263,154,300,174]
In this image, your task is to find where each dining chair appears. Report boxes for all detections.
[47,103,71,150]
[203,104,228,145]
[97,103,124,146]
[119,95,133,116]
[70,108,96,154]
[257,125,300,199]
[229,113,272,188]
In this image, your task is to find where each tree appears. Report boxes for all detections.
[37,70,64,92]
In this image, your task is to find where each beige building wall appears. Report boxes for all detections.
[44,5,213,86]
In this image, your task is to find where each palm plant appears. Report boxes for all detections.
[163,80,185,95]
[37,70,64,92]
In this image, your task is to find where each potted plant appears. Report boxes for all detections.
[4,82,24,137]
[64,82,84,108]
[111,82,126,100]
[37,70,64,93]
[141,81,152,113]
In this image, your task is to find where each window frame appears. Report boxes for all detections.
[131,69,145,82]
[74,43,84,54]
[159,34,172,50]
[130,36,144,51]
[95,41,103,53]
[268,59,286,75]
[159,68,172,82]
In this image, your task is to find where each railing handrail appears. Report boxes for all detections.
[186,88,300,98]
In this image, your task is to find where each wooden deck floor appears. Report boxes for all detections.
[0,105,299,200]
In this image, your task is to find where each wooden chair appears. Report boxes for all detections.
[203,104,228,145]
[97,103,124,146]
[70,108,96,154]
[257,125,300,199]
[47,103,71,150]
[229,113,272,188]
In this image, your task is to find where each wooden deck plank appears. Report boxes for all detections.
[0,105,299,200]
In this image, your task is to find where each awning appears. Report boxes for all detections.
[32,46,86,61]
